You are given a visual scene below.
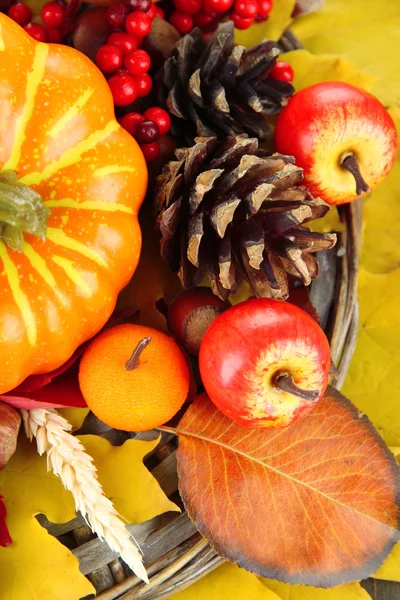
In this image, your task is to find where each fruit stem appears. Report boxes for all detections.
[274,373,320,402]
[0,170,50,251]
[341,154,370,196]
[125,337,152,371]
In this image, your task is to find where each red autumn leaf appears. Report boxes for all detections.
[0,495,11,547]
[175,388,400,587]
[0,369,87,410]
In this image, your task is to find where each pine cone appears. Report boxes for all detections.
[154,135,337,300]
[157,21,294,145]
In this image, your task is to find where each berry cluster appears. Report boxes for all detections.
[7,0,65,42]
[168,0,272,34]
[120,106,171,162]
[95,1,164,107]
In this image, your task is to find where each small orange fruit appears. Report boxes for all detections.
[79,323,190,431]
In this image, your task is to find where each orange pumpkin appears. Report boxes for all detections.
[0,14,147,394]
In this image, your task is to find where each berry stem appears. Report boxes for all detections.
[341,154,370,196]
[125,337,152,370]
[274,373,320,402]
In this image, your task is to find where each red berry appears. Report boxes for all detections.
[135,120,159,144]
[106,4,129,30]
[46,26,63,42]
[146,2,157,18]
[231,12,253,28]
[129,0,151,12]
[204,0,233,12]
[41,1,65,27]
[8,2,32,26]
[234,0,257,18]
[134,73,153,97]
[143,107,171,135]
[96,44,123,74]
[24,22,48,41]
[121,112,145,136]
[269,61,294,82]
[108,32,138,54]
[194,10,217,27]
[174,0,202,15]
[257,0,272,16]
[169,10,193,34]
[125,11,152,37]
[154,4,165,18]
[124,49,151,75]
[140,141,160,162]
[109,73,138,106]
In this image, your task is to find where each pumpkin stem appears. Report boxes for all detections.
[341,154,370,196]
[274,373,320,402]
[0,170,50,251]
[125,337,152,371]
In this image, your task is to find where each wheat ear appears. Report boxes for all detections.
[22,407,149,583]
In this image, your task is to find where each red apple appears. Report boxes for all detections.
[274,82,398,206]
[199,298,330,428]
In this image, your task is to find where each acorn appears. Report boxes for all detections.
[167,287,230,355]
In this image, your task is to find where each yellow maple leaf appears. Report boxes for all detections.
[262,579,371,600]
[374,544,400,583]
[342,268,400,445]
[79,435,179,523]
[59,407,89,431]
[235,0,295,45]
[291,0,400,106]
[173,563,281,600]
[283,49,376,94]
[0,432,177,599]
[0,435,94,600]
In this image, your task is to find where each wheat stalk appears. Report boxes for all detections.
[22,407,149,583]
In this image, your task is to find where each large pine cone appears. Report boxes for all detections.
[157,21,294,145]
[154,135,337,300]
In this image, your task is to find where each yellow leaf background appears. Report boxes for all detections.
[291,0,400,106]
[173,563,282,600]
[263,580,371,600]
[0,433,176,599]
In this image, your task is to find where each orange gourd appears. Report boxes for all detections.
[79,324,190,431]
[0,14,147,394]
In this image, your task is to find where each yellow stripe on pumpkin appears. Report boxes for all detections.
[3,44,49,171]
[51,255,93,297]
[22,241,67,305]
[0,241,37,346]
[48,89,94,138]
[0,22,4,51]
[20,120,119,186]
[44,198,133,214]
[46,228,107,268]
[93,165,137,178]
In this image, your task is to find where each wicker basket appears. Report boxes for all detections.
[38,32,364,600]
